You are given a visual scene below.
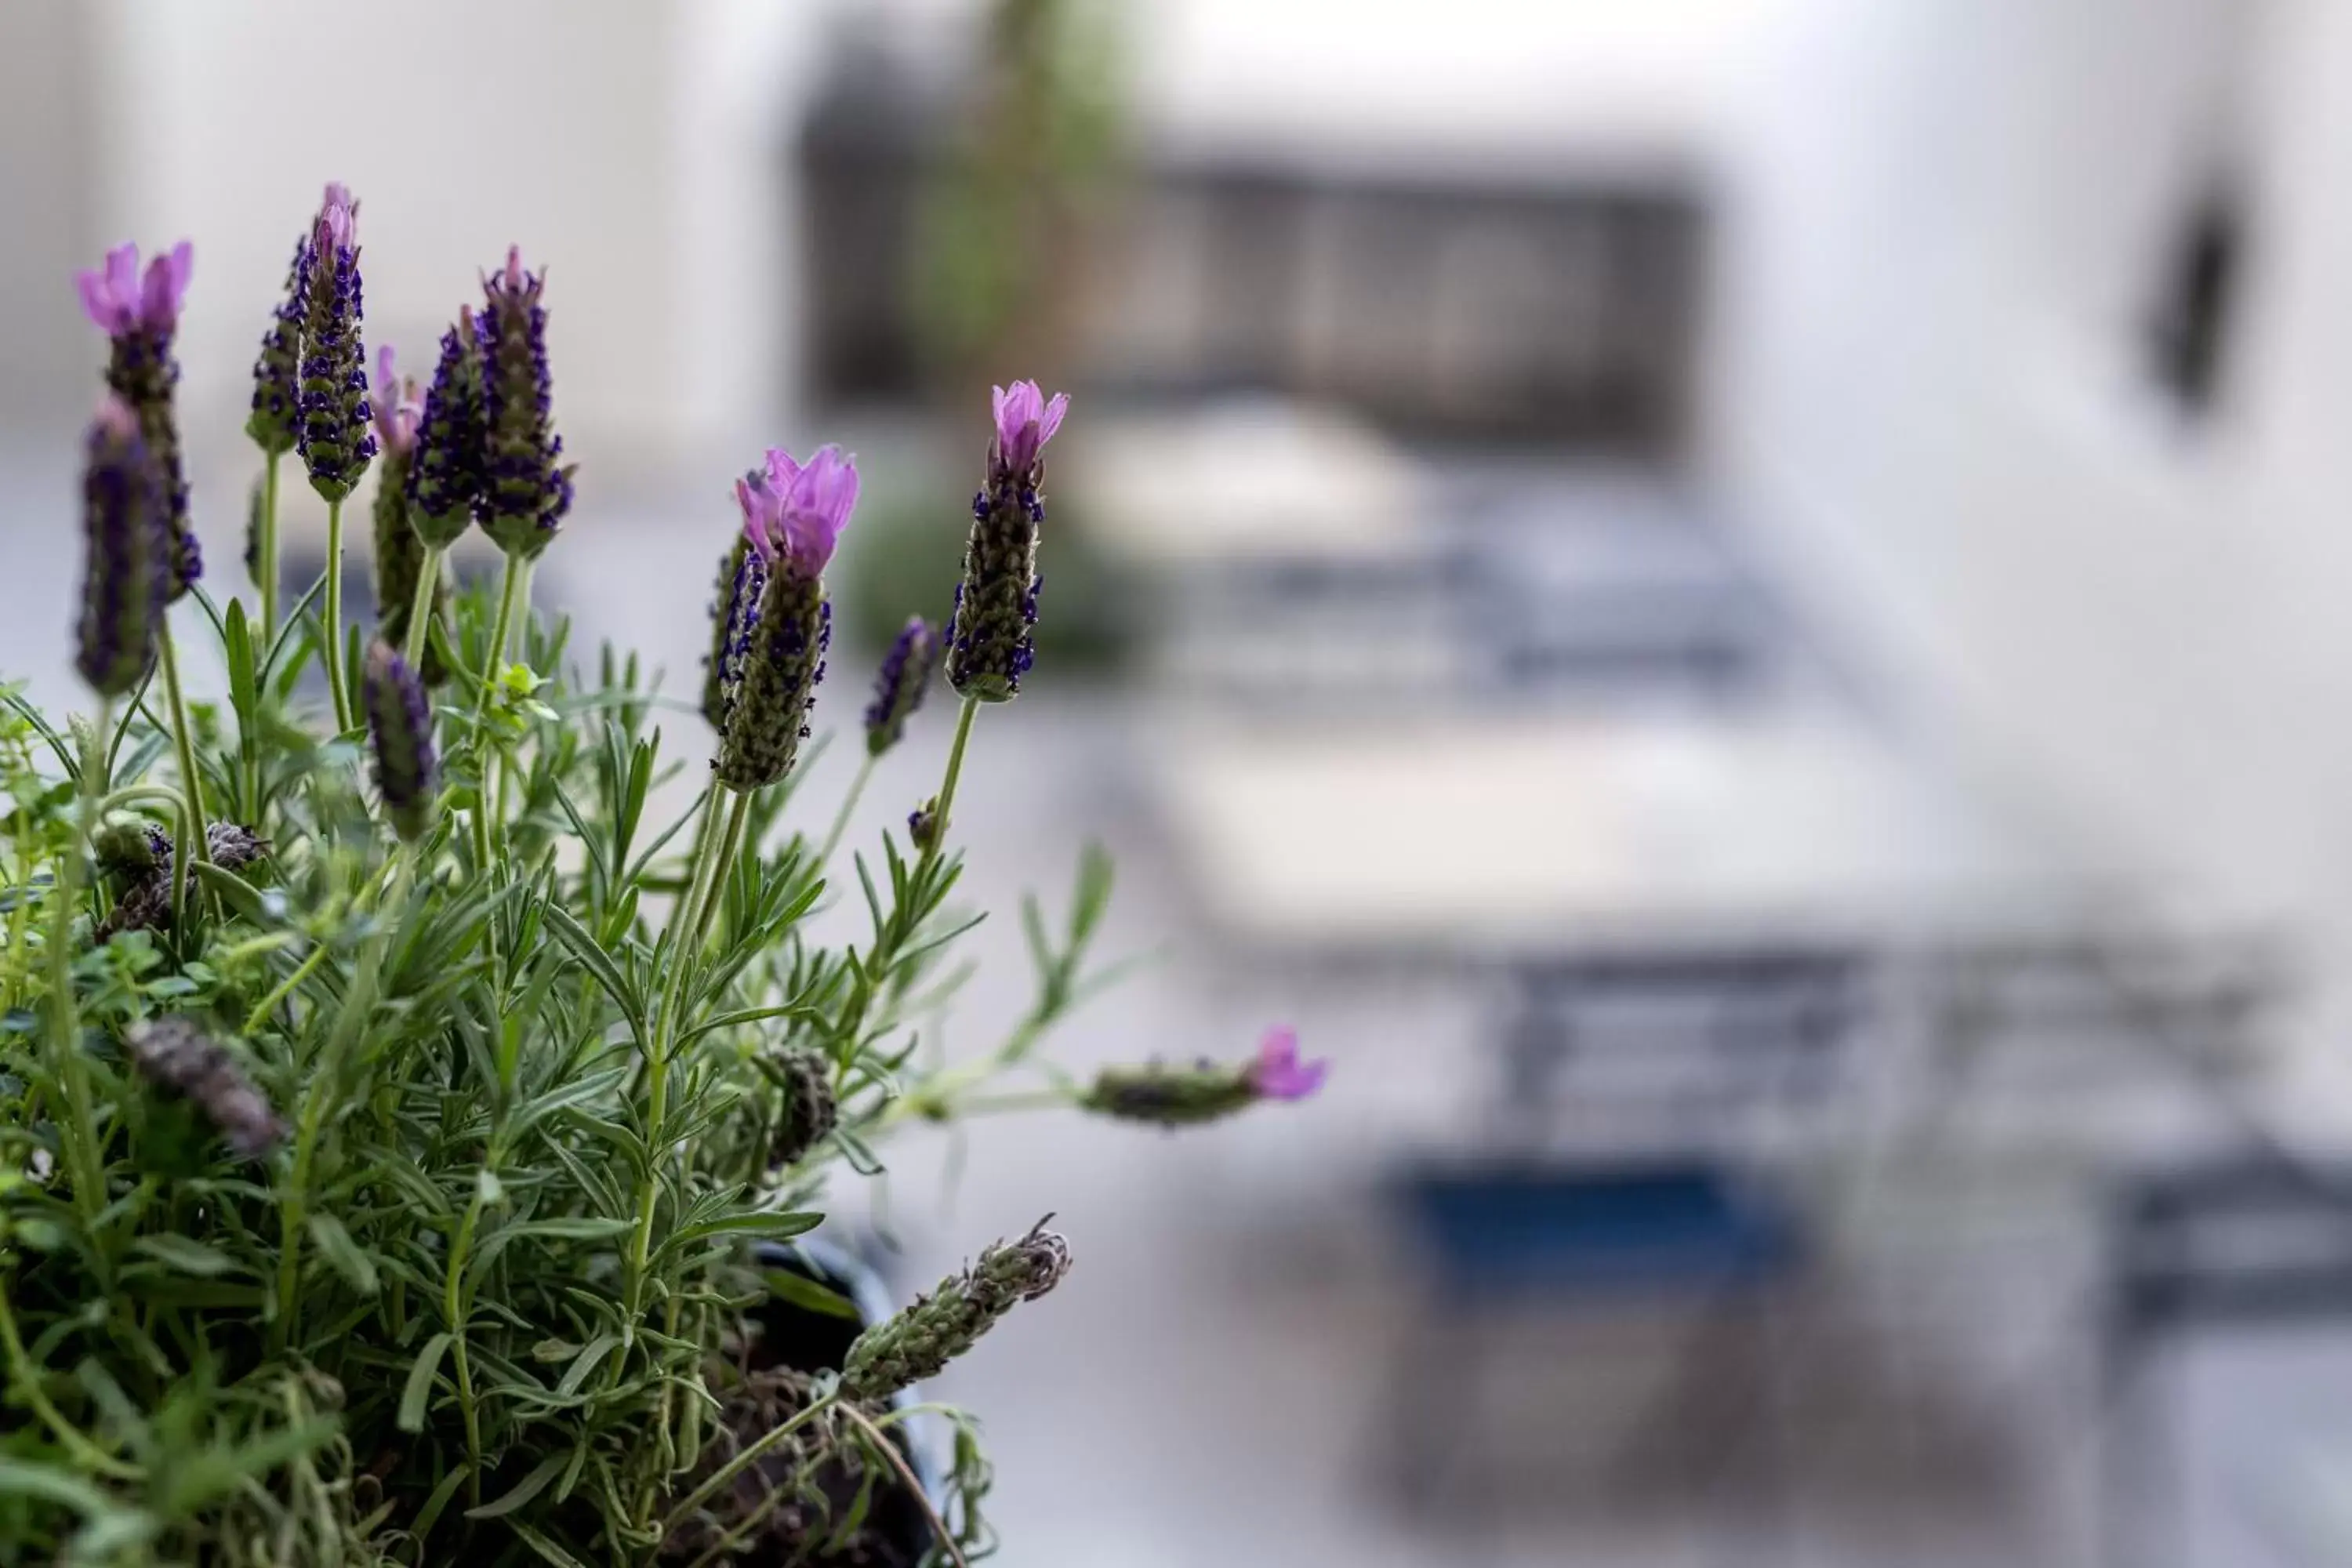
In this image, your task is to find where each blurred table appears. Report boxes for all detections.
[1153,712,2111,960]
[1065,400,1428,569]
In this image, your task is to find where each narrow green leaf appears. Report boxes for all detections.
[225,598,258,732]
[130,1235,238,1276]
[397,1333,455,1432]
[666,1209,822,1250]
[465,1454,568,1519]
[306,1213,379,1294]
[506,1518,591,1567]
[554,1331,622,1396]
[408,1461,472,1547]
[677,1003,822,1046]
[760,1268,863,1322]
[191,860,274,927]
[541,901,642,1027]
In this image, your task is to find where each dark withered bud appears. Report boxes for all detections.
[124,1017,286,1160]
[947,380,1068,702]
[94,818,171,881]
[667,1367,844,1561]
[74,397,170,698]
[700,530,766,731]
[907,798,941,853]
[768,1048,837,1168]
[247,232,303,456]
[101,877,172,942]
[364,641,437,841]
[406,307,488,547]
[204,822,269,874]
[839,1218,1071,1401]
[100,822,266,941]
[477,247,574,557]
[863,616,938,757]
[295,183,376,502]
[715,570,829,793]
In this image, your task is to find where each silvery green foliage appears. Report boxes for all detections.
[0,491,1126,1567]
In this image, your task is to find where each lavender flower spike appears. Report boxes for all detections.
[839,1218,1072,1401]
[247,233,305,456]
[1080,1025,1329,1126]
[949,379,1069,702]
[365,641,438,841]
[296,183,376,501]
[74,397,171,699]
[717,447,857,791]
[124,1018,286,1161]
[370,347,448,683]
[864,615,939,757]
[477,246,575,557]
[405,307,488,548]
[700,527,767,730]
[78,239,199,598]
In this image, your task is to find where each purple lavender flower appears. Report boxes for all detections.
[863,615,939,757]
[991,379,1070,477]
[737,445,858,578]
[74,396,170,699]
[1245,1026,1328,1102]
[477,247,574,557]
[78,240,199,598]
[368,343,421,459]
[715,448,855,791]
[949,380,1069,702]
[296,183,376,501]
[365,640,438,840]
[405,307,488,548]
[247,233,305,456]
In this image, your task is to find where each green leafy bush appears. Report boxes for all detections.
[2,209,1318,1566]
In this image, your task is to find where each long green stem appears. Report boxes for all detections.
[624,793,734,1321]
[443,1174,489,1505]
[815,753,876,869]
[47,698,112,1238]
[258,452,281,645]
[924,697,981,874]
[323,499,350,732]
[690,792,752,960]
[659,1393,837,1530]
[401,541,445,670]
[156,627,209,926]
[468,554,524,872]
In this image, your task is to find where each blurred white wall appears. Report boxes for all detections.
[63,0,821,489]
[1710,0,2352,1094]
[0,2,97,430]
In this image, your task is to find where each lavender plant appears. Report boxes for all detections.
[2,194,1326,1566]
